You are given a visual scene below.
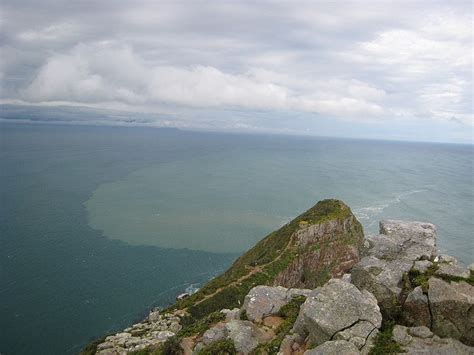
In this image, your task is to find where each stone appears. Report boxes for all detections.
[334,321,377,349]
[148,310,161,323]
[436,263,470,279]
[392,325,474,354]
[279,333,303,355]
[438,254,458,264]
[428,277,474,345]
[242,285,309,322]
[304,340,360,355]
[408,326,433,339]
[221,308,240,321]
[403,286,431,327]
[468,263,474,273]
[351,255,413,317]
[225,320,260,354]
[202,323,227,345]
[293,279,381,347]
[341,273,352,283]
[413,260,433,273]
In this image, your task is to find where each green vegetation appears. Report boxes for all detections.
[79,336,107,355]
[408,263,439,292]
[179,311,225,337]
[262,296,307,354]
[369,321,404,355]
[198,339,236,355]
[165,200,360,336]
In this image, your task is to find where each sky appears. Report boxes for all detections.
[0,0,472,143]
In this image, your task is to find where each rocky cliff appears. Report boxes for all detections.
[84,200,474,355]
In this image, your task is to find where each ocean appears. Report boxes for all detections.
[1,123,472,354]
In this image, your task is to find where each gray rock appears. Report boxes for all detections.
[221,308,241,321]
[428,277,474,345]
[351,255,412,317]
[148,310,161,323]
[202,323,227,345]
[293,279,381,347]
[413,260,433,273]
[242,285,309,322]
[379,220,437,248]
[403,286,431,327]
[436,263,470,279]
[408,326,433,339]
[468,263,474,273]
[225,320,260,354]
[392,325,474,354]
[437,254,458,264]
[304,340,360,355]
[341,273,352,283]
[333,321,374,349]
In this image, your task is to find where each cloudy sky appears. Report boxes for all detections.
[0,0,472,142]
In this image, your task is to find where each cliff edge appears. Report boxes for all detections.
[83,200,474,355]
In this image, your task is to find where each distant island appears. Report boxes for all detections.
[84,200,474,354]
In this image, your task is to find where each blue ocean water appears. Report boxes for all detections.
[1,123,473,354]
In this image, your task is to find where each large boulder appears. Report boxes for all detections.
[293,279,381,349]
[225,320,272,354]
[351,255,413,317]
[242,285,311,322]
[402,286,431,328]
[304,340,360,355]
[352,220,439,318]
[428,277,474,345]
[392,325,473,354]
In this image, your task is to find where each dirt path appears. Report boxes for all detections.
[192,237,293,307]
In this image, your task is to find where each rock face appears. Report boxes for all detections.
[352,220,438,318]
[392,325,474,354]
[88,205,474,355]
[428,277,474,345]
[273,206,364,289]
[403,286,431,328]
[242,285,311,322]
[293,279,382,349]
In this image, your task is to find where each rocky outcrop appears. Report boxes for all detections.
[352,220,438,318]
[428,277,474,345]
[402,286,431,328]
[392,325,473,354]
[242,285,311,322]
[273,206,364,289]
[293,279,382,349]
[89,204,474,355]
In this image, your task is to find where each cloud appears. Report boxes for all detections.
[0,0,472,140]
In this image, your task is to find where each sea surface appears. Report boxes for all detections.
[1,123,473,354]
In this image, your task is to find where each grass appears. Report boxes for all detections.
[198,339,236,355]
[369,321,404,355]
[178,311,225,337]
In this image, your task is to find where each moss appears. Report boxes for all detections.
[198,339,236,355]
[408,263,439,292]
[369,321,404,355]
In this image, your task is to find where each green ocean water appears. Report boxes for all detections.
[1,123,473,354]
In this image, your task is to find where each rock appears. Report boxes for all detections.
[169,322,182,333]
[151,330,175,342]
[221,308,240,321]
[148,310,161,323]
[304,340,360,355]
[403,286,431,327]
[293,279,381,347]
[436,263,470,279]
[408,326,433,339]
[392,325,474,354]
[341,273,352,283]
[413,260,433,273]
[351,255,412,317]
[225,320,261,354]
[468,263,474,273]
[392,325,413,346]
[438,254,458,264]
[279,333,304,354]
[242,285,309,322]
[360,329,378,355]
[428,277,474,345]
[333,320,375,349]
[202,323,227,345]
